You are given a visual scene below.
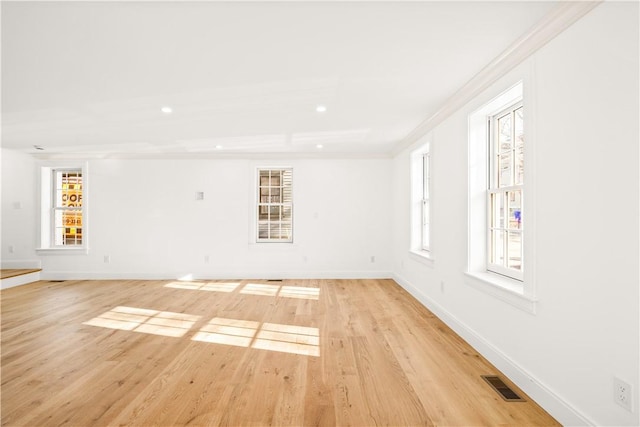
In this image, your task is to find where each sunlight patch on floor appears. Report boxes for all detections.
[83,306,200,337]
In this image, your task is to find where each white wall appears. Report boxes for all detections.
[1,148,38,266]
[27,157,391,279]
[392,2,639,426]
[1,2,638,426]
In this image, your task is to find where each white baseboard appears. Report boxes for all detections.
[1,259,42,269]
[1,271,41,290]
[392,272,596,427]
[40,270,393,281]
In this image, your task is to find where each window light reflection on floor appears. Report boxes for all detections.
[164,282,240,293]
[83,306,200,338]
[191,317,320,357]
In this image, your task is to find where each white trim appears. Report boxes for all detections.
[36,248,89,255]
[392,1,601,156]
[464,271,536,314]
[408,249,434,267]
[392,272,597,427]
[39,270,394,281]
[1,272,41,290]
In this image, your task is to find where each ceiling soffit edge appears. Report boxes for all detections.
[391,0,602,157]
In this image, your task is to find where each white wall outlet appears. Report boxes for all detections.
[103,255,111,263]
[195,191,204,200]
[614,377,633,411]
[370,256,375,263]
[8,245,15,254]
[440,280,445,293]
[12,201,22,209]
[204,255,210,263]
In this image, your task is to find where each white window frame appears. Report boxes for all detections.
[255,167,293,243]
[487,101,524,281]
[37,161,89,254]
[466,79,537,313]
[410,138,432,262]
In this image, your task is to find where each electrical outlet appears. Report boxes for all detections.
[370,256,375,263]
[8,245,14,254]
[104,255,111,264]
[204,255,210,263]
[614,377,633,411]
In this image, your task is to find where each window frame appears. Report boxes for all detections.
[37,162,89,254]
[466,79,537,313]
[255,167,293,243]
[410,138,432,262]
[487,101,524,281]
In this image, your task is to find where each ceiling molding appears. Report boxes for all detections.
[31,151,392,161]
[391,0,602,157]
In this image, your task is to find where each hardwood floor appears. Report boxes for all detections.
[1,279,559,426]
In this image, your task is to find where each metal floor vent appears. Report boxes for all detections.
[481,375,525,402]
[49,280,65,283]
[267,279,283,282]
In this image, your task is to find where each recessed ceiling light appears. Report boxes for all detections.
[161,106,173,114]
[316,144,323,149]
[215,145,223,150]
[315,104,327,113]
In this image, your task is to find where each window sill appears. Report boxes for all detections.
[36,247,89,255]
[409,249,434,267]
[464,271,537,314]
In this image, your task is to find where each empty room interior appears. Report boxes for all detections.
[1,1,639,426]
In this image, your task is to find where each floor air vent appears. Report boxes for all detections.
[481,375,525,402]
[49,280,65,283]
[267,279,283,282]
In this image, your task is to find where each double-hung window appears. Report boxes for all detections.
[421,152,431,251]
[410,140,431,258]
[488,103,524,280]
[257,168,293,242]
[38,163,88,252]
[52,169,84,246]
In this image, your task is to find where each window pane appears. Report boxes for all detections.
[282,205,292,221]
[269,223,280,239]
[491,192,505,228]
[515,144,524,185]
[491,230,504,265]
[498,151,512,187]
[260,170,270,186]
[497,113,512,151]
[269,205,281,221]
[54,210,82,246]
[508,232,522,270]
[515,107,524,147]
[508,191,522,229]
[281,222,292,239]
[422,199,430,249]
[258,222,268,239]
[258,205,268,221]
[270,188,281,203]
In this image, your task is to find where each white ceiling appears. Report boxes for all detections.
[1,1,557,158]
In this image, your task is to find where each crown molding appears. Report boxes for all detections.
[391,0,602,157]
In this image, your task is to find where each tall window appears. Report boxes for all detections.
[421,152,431,251]
[411,141,431,256]
[53,169,84,246]
[257,168,293,242]
[488,103,523,280]
[39,164,87,252]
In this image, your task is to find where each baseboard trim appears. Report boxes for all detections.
[392,272,596,427]
[39,270,393,281]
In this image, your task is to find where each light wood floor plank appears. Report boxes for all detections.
[1,278,559,426]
